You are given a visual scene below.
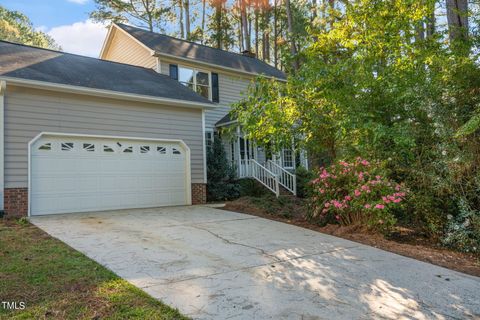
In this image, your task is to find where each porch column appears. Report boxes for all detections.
[236,126,241,177]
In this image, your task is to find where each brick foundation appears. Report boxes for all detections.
[191,183,207,205]
[2,185,206,216]
[4,188,28,217]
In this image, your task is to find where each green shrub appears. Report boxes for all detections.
[442,199,480,254]
[295,166,315,198]
[307,158,407,234]
[238,178,268,197]
[207,137,240,201]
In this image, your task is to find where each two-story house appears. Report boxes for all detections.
[100,23,308,195]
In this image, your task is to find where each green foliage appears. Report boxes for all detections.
[442,199,480,253]
[233,0,480,244]
[295,166,314,198]
[307,158,407,234]
[207,137,240,201]
[90,0,170,32]
[238,178,268,197]
[0,6,60,50]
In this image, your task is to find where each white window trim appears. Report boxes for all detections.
[178,65,212,101]
[282,149,294,169]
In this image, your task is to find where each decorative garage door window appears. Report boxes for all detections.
[30,135,189,216]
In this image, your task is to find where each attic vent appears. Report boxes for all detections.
[241,50,256,58]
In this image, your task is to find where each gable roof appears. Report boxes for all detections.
[0,41,212,106]
[115,23,286,80]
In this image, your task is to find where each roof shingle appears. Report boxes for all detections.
[0,41,212,104]
[116,23,286,80]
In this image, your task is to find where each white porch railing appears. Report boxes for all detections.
[266,160,297,196]
[250,159,280,197]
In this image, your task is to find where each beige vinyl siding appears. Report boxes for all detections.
[160,60,251,130]
[103,28,156,69]
[4,86,204,188]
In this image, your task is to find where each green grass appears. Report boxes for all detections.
[0,219,188,320]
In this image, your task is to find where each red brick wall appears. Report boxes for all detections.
[191,183,207,205]
[3,185,206,216]
[4,188,28,217]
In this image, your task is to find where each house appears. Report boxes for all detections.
[0,24,305,217]
[0,40,213,216]
[101,23,308,195]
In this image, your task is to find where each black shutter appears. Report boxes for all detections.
[211,72,219,103]
[169,64,178,80]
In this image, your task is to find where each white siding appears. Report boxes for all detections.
[4,86,204,188]
[103,29,156,69]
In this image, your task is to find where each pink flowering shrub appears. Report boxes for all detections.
[307,158,407,233]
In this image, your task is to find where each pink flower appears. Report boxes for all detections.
[335,215,341,221]
[375,204,385,209]
[364,204,372,209]
[393,198,402,203]
[376,175,381,180]
[395,185,401,191]
[325,202,331,208]
[322,209,328,214]
[319,189,325,194]
[361,160,370,166]
[339,161,349,167]
[344,195,352,201]
[361,185,370,191]
[354,189,361,197]
[319,169,330,179]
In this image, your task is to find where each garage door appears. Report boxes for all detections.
[30,134,190,216]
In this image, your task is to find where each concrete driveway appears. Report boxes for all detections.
[31,206,480,319]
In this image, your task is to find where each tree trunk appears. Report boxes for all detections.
[273,0,278,68]
[285,0,299,70]
[201,0,206,44]
[178,0,184,38]
[311,0,317,22]
[255,7,259,55]
[446,0,468,42]
[240,0,250,51]
[426,0,436,38]
[184,0,190,39]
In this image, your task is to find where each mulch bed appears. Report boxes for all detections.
[223,197,480,277]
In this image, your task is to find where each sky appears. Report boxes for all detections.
[1,0,108,57]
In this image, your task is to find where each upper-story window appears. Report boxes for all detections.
[178,66,211,100]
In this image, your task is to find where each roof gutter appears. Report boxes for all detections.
[152,51,287,82]
[1,76,216,110]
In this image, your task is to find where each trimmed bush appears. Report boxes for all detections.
[207,137,240,201]
[295,166,315,198]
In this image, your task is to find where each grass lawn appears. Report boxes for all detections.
[0,219,188,320]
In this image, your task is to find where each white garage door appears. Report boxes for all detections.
[30,134,190,216]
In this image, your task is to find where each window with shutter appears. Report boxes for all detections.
[212,73,219,103]
[169,64,178,80]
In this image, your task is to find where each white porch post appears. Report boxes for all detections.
[236,126,241,177]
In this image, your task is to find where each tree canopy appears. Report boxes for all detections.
[0,6,60,50]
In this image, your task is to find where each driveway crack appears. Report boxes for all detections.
[191,224,282,262]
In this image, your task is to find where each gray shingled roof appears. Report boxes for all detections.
[0,41,212,104]
[215,113,236,127]
[116,23,286,80]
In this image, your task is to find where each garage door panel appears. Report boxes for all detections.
[30,135,190,215]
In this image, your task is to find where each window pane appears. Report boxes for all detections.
[181,81,195,90]
[196,71,209,86]
[178,67,194,83]
[197,85,209,99]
